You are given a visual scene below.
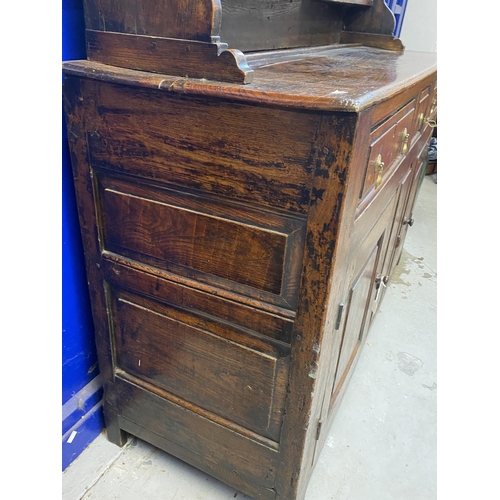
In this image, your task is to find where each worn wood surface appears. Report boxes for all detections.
[97,173,305,301]
[111,287,288,441]
[220,0,343,51]
[82,0,402,54]
[86,29,253,83]
[63,46,437,500]
[83,0,222,41]
[63,47,436,112]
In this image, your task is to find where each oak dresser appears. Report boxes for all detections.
[62,1,437,498]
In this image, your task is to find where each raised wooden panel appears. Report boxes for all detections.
[381,166,413,279]
[361,122,398,200]
[110,287,289,441]
[102,259,295,344]
[96,173,306,309]
[395,102,416,153]
[329,242,379,409]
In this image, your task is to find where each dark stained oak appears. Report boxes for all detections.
[62,47,436,112]
[83,0,222,41]
[220,0,343,51]
[86,29,254,83]
[97,173,305,301]
[63,3,437,498]
[110,287,289,441]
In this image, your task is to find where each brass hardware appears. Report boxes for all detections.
[401,127,410,154]
[423,117,437,128]
[403,217,415,227]
[419,112,437,128]
[429,97,437,115]
[374,154,384,188]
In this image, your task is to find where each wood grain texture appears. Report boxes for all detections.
[62,76,128,447]
[85,80,319,215]
[62,52,437,499]
[115,377,279,499]
[101,259,295,345]
[62,47,436,113]
[358,98,416,209]
[110,287,288,441]
[83,0,222,41]
[97,174,305,301]
[86,30,253,83]
[273,112,357,500]
[220,0,343,51]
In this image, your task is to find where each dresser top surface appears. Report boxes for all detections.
[63,46,437,112]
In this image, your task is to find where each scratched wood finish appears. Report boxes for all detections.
[63,43,437,500]
[62,47,436,113]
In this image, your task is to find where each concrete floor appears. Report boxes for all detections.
[63,175,437,500]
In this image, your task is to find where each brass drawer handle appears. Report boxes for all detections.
[401,127,410,154]
[424,118,437,128]
[418,112,437,128]
[374,154,384,188]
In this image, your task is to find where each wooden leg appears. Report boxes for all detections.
[103,408,128,447]
[105,421,128,447]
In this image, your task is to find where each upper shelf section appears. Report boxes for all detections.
[81,0,403,84]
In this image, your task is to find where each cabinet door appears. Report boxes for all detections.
[329,243,380,404]
[382,165,414,280]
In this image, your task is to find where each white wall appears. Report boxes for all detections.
[399,0,437,52]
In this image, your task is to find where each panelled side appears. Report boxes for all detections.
[63,74,334,500]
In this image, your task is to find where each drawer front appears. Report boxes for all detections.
[414,84,431,135]
[96,172,306,310]
[109,285,289,442]
[362,122,398,200]
[359,99,416,206]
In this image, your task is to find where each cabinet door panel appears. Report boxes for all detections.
[382,166,413,280]
[330,244,379,400]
